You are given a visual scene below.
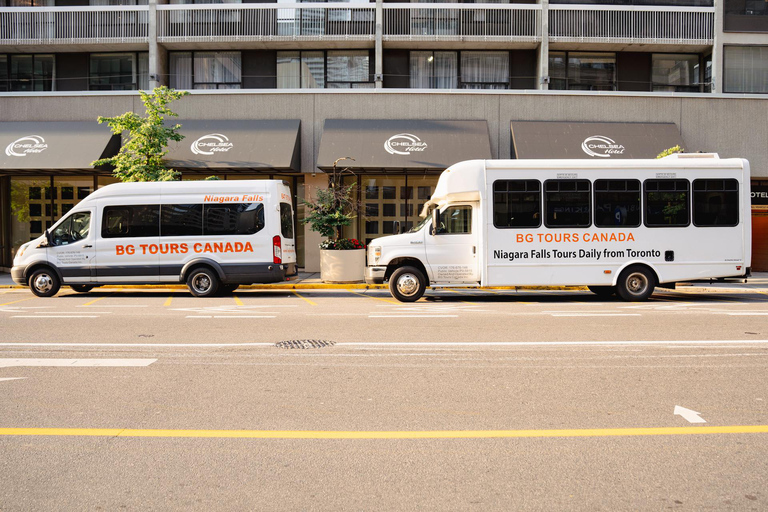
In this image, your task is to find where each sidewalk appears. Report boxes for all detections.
[2,270,767,292]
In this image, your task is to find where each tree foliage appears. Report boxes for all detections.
[92,86,189,182]
[302,182,357,240]
[656,145,684,159]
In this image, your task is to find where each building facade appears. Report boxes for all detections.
[1,0,767,271]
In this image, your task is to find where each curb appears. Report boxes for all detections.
[0,283,586,291]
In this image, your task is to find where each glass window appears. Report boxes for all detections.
[410,51,458,89]
[194,51,241,89]
[204,203,265,235]
[0,55,7,92]
[567,52,616,91]
[693,179,739,227]
[51,212,90,246]
[460,51,509,89]
[326,51,370,88]
[102,205,160,238]
[548,51,567,90]
[724,46,768,94]
[8,55,54,92]
[280,203,294,239]
[652,54,700,92]
[276,51,324,89]
[438,205,472,234]
[594,179,641,228]
[90,53,139,91]
[644,179,690,227]
[544,180,591,228]
[169,52,193,90]
[161,204,203,236]
[493,179,541,228]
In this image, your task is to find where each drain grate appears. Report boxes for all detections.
[276,339,336,350]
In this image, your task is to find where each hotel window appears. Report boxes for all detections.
[652,54,701,92]
[724,46,768,94]
[549,52,616,91]
[410,51,458,89]
[276,51,372,89]
[0,55,54,92]
[460,51,509,89]
[89,53,148,91]
[169,51,242,89]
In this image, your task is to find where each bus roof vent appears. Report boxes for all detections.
[664,153,720,159]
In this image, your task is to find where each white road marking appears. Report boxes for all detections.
[674,405,707,423]
[0,377,27,382]
[185,315,276,319]
[368,315,459,318]
[77,305,148,308]
[726,312,768,316]
[0,358,157,367]
[11,315,100,319]
[549,313,642,317]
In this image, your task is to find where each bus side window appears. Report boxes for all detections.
[692,179,739,227]
[544,179,591,228]
[492,179,541,229]
[594,179,641,228]
[644,179,690,227]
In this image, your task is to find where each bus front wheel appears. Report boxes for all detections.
[389,266,426,302]
[616,265,656,302]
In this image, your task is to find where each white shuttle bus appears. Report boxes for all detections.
[365,154,751,302]
[12,180,297,297]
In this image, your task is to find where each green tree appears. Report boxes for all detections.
[656,145,683,159]
[92,86,190,182]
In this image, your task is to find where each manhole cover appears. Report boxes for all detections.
[276,339,336,350]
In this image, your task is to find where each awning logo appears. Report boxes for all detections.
[385,133,428,155]
[191,133,233,155]
[581,135,625,158]
[5,135,48,157]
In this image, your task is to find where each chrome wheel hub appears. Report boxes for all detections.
[396,273,418,296]
[33,274,53,294]
[192,274,211,293]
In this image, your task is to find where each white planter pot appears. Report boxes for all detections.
[320,249,365,284]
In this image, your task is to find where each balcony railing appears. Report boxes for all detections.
[0,6,149,46]
[383,4,541,43]
[157,3,375,43]
[549,5,714,45]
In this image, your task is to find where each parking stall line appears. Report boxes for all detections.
[233,295,244,306]
[292,290,317,306]
[0,297,36,307]
[164,296,173,307]
[348,290,401,305]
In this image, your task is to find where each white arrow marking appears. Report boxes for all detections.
[674,405,707,423]
[0,377,27,382]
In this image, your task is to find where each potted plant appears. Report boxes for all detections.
[303,157,366,283]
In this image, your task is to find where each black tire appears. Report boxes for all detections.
[186,267,220,298]
[218,284,239,295]
[389,266,427,302]
[70,285,94,293]
[587,285,616,298]
[616,265,656,302]
[29,268,61,298]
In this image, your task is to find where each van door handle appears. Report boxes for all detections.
[473,246,476,254]
[83,244,93,248]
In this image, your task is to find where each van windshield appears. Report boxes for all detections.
[408,215,430,233]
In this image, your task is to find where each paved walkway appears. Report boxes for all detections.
[2,270,767,292]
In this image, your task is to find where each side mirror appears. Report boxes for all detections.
[430,208,441,236]
[393,220,401,234]
[38,229,51,248]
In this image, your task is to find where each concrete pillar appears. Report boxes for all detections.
[538,0,549,90]
[375,0,383,88]
[711,0,723,94]
[148,0,169,89]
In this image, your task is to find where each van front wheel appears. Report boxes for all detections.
[29,268,61,298]
[389,266,426,302]
[187,268,220,297]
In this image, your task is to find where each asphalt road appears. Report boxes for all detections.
[1,287,767,510]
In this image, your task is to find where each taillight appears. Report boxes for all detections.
[273,235,282,264]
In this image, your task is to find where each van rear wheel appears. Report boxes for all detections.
[616,265,656,302]
[29,268,61,298]
[187,267,220,297]
[389,266,426,303]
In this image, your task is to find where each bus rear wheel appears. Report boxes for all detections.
[187,267,220,297]
[389,266,426,303]
[616,265,656,302]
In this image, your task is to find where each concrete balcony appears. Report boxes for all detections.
[157,3,376,50]
[0,6,149,52]
[549,4,715,52]
[383,3,542,49]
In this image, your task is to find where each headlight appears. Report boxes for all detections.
[370,246,381,265]
[14,244,28,261]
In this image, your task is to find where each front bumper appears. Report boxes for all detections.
[365,266,386,285]
[11,266,26,285]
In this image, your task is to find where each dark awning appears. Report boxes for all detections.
[0,121,119,172]
[317,120,492,171]
[511,121,686,159]
[164,120,301,172]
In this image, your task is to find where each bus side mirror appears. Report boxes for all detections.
[430,208,441,236]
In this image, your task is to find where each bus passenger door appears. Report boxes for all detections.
[425,204,479,284]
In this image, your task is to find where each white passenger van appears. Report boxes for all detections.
[365,155,751,302]
[12,180,297,297]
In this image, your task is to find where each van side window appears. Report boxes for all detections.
[644,179,689,227]
[280,203,294,239]
[204,203,265,235]
[693,179,739,227]
[594,179,641,228]
[102,205,160,238]
[493,180,541,228]
[544,180,591,228]
[161,204,203,237]
[51,212,90,246]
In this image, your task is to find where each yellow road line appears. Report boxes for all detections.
[1,425,767,439]
[82,295,108,307]
[292,290,317,306]
[348,290,401,305]
[164,296,173,307]
[0,297,36,307]
[443,288,476,305]
[233,294,244,306]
